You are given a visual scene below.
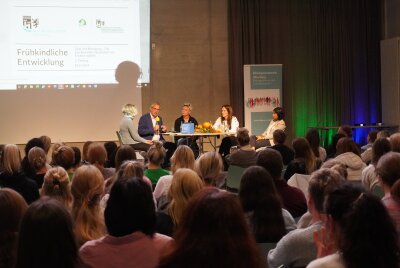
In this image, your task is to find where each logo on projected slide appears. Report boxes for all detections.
[23,16,39,30]
[246,97,280,109]
[96,19,105,28]
[79,19,87,27]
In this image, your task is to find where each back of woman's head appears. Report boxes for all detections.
[371,138,391,166]
[390,133,400,153]
[71,165,105,245]
[161,188,264,268]
[321,159,348,179]
[0,189,27,268]
[292,138,316,174]
[16,197,79,268]
[147,141,165,166]
[39,135,52,154]
[24,138,44,155]
[105,176,155,237]
[2,144,21,175]
[327,184,399,268]
[168,168,203,225]
[28,146,47,172]
[239,166,285,242]
[256,148,283,180]
[87,143,107,166]
[335,137,360,157]
[306,128,321,157]
[115,145,137,170]
[117,160,144,179]
[171,145,195,173]
[82,141,93,162]
[71,147,82,168]
[42,166,72,208]
[194,151,223,186]
[376,152,400,199]
[52,145,75,170]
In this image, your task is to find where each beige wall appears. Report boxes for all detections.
[142,0,230,129]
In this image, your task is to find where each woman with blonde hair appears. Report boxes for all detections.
[153,145,195,201]
[120,103,152,151]
[0,144,39,204]
[71,165,105,246]
[156,168,203,236]
[27,146,49,189]
[194,151,224,188]
[41,166,73,209]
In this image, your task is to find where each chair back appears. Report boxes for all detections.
[226,165,246,191]
[116,130,124,145]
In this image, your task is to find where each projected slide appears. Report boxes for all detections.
[0,0,150,90]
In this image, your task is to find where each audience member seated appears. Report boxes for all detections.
[375,152,400,244]
[81,141,93,164]
[41,166,73,209]
[361,138,391,190]
[270,129,294,165]
[120,103,152,152]
[80,177,172,268]
[378,130,391,139]
[103,141,118,168]
[251,107,286,149]
[239,166,296,243]
[87,143,116,180]
[337,125,352,138]
[361,130,378,164]
[71,165,105,247]
[267,169,344,268]
[0,189,28,268]
[71,146,82,171]
[390,132,400,153]
[308,183,399,268]
[27,146,49,189]
[156,168,203,236]
[213,104,240,157]
[334,137,366,181]
[225,127,258,168]
[306,128,327,162]
[21,137,44,178]
[0,144,39,204]
[16,197,81,268]
[158,188,265,268]
[174,103,199,156]
[144,141,170,187]
[153,145,195,202]
[194,151,225,188]
[257,149,307,218]
[52,145,75,180]
[39,135,52,163]
[284,138,319,181]
[326,133,345,159]
[138,102,177,168]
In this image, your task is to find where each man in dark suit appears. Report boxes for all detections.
[138,102,176,167]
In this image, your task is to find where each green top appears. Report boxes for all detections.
[144,168,170,184]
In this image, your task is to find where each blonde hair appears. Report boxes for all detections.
[122,104,138,117]
[171,145,195,174]
[168,168,203,225]
[117,160,144,178]
[2,144,21,175]
[71,165,105,246]
[28,147,47,172]
[147,141,166,166]
[194,151,223,186]
[42,167,72,209]
[87,143,107,166]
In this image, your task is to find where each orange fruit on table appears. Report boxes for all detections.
[202,122,211,129]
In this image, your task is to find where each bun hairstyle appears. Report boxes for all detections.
[28,147,47,172]
[147,141,166,166]
[52,145,75,170]
[273,107,285,120]
[42,167,72,208]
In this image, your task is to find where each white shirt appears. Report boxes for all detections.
[213,116,239,133]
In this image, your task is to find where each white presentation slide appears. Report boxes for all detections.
[0,0,150,89]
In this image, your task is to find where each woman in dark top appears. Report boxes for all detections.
[0,144,39,204]
[284,138,318,181]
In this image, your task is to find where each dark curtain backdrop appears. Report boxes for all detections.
[228,0,382,144]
